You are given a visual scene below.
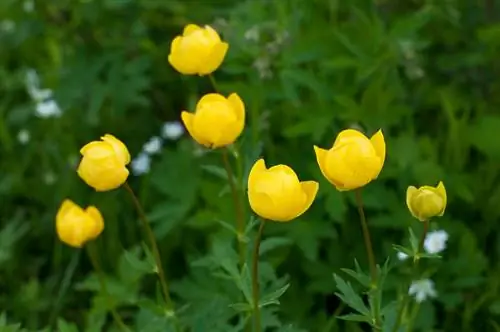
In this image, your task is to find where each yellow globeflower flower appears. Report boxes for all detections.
[314,129,385,191]
[406,182,447,222]
[77,134,130,191]
[56,199,104,248]
[247,159,319,222]
[181,93,245,148]
[168,24,229,76]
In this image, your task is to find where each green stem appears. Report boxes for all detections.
[405,302,421,332]
[354,189,380,328]
[392,220,430,332]
[86,242,129,331]
[222,148,246,268]
[354,190,377,281]
[208,74,219,93]
[123,183,175,311]
[251,221,266,332]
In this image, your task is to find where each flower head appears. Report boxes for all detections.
[424,230,449,254]
[408,279,437,303]
[181,93,245,148]
[56,199,104,248]
[247,159,318,222]
[406,182,446,221]
[168,24,229,76]
[314,129,385,191]
[77,134,130,191]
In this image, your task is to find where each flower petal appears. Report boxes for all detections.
[248,159,267,191]
[182,111,208,147]
[197,93,227,107]
[333,129,368,147]
[56,199,77,223]
[227,93,245,122]
[198,42,229,75]
[170,36,182,54]
[183,24,201,36]
[370,129,386,177]
[296,181,319,217]
[204,25,221,42]
[85,206,104,240]
[436,181,446,216]
[406,186,418,218]
[314,145,344,189]
[101,134,130,165]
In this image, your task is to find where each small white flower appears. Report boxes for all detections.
[161,121,184,140]
[253,57,273,79]
[397,252,409,261]
[23,0,34,12]
[408,279,437,303]
[17,129,30,144]
[244,26,260,42]
[43,172,57,185]
[131,153,151,176]
[35,99,62,118]
[424,230,449,254]
[143,136,162,155]
[28,88,53,102]
[0,20,15,33]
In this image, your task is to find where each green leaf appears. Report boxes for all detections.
[408,227,419,254]
[337,313,371,323]
[123,246,156,276]
[57,319,79,332]
[201,164,228,180]
[259,237,293,256]
[392,244,413,257]
[333,274,370,316]
[229,302,252,312]
[260,283,290,307]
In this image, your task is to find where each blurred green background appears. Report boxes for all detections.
[1,0,500,331]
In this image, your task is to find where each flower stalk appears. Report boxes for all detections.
[251,220,266,332]
[222,148,246,267]
[123,183,173,309]
[354,189,377,282]
[392,219,430,332]
[86,242,129,332]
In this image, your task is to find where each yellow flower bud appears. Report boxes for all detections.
[181,93,245,148]
[77,134,130,191]
[314,129,385,191]
[56,199,104,248]
[406,182,447,221]
[247,159,319,222]
[168,24,229,76]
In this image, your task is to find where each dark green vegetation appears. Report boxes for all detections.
[1,0,499,331]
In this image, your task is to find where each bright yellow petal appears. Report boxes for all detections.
[248,191,278,221]
[436,181,446,216]
[198,42,229,75]
[248,159,267,191]
[314,145,344,188]
[333,129,368,147]
[170,36,182,54]
[296,181,319,217]
[227,93,245,122]
[79,141,111,157]
[183,24,201,36]
[182,111,207,146]
[85,206,104,239]
[197,93,227,107]
[101,134,130,165]
[406,186,418,218]
[56,199,77,222]
[370,129,386,175]
[204,25,221,42]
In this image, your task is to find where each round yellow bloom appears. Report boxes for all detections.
[77,134,130,191]
[247,159,319,222]
[406,182,447,222]
[168,24,229,76]
[181,93,245,148]
[314,129,385,191]
[56,199,104,248]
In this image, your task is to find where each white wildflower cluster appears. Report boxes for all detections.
[398,39,425,80]
[131,121,184,176]
[397,229,449,261]
[243,23,290,80]
[409,279,437,303]
[25,69,62,118]
[397,230,449,303]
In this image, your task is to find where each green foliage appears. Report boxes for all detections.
[1,0,500,331]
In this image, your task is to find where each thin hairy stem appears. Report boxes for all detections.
[251,221,266,332]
